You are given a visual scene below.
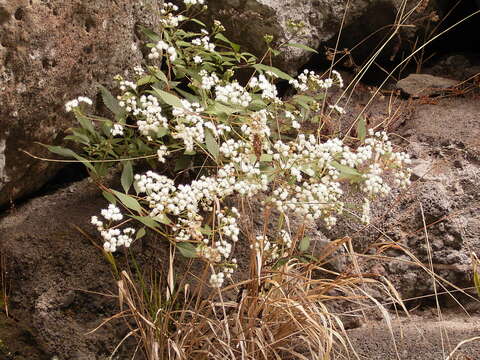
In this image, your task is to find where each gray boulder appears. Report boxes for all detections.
[0,0,157,206]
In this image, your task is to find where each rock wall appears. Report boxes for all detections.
[0,0,159,207]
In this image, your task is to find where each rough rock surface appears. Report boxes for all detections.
[397,73,459,97]
[318,78,480,302]
[345,312,480,359]
[0,179,125,359]
[0,0,158,207]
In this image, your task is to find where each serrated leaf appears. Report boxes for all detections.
[121,161,133,193]
[112,190,143,212]
[99,84,123,116]
[357,117,367,142]
[135,227,146,240]
[102,190,117,205]
[253,64,293,81]
[176,242,197,258]
[204,128,219,160]
[285,42,319,54]
[152,87,183,108]
[299,236,311,252]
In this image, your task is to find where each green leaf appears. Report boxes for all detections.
[137,75,156,86]
[299,236,311,252]
[99,84,124,116]
[102,190,117,205]
[153,214,171,225]
[208,102,240,115]
[152,87,183,108]
[153,69,169,83]
[292,94,316,109]
[190,18,206,27]
[46,145,77,158]
[74,111,96,135]
[176,242,197,258]
[331,161,362,181]
[357,117,367,142]
[140,26,160,42]
[45,145,94,172]
[175,88,199,103]
[214,33,240,52]
[121,161,134,193]
[130,215,160,229]
[204,128,219,160]
[253,64,293,81]
[259,154,273,162]
[135,227,146,240]
[157,126,169,137]
[112,190,143,212]
[64,130,90,145]
[285,42,319,54]
[174,155,191,171]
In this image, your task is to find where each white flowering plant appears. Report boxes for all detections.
[48,1,411,288]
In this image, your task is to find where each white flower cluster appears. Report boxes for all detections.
[65,96,92,112]
[119,80,137,92]
[240,109,272,142]
[248,73,280,101]
[192,33,215,52]
[184,0,205,5]
[91,205,136,252]
[148,40,178,62]
[289,69,343,92]
[118,94,168,136]
[329,104,346,114]
[199,70,219,90]
[172,100,206,152]
[215,81,252,107]
[159,3,185,27]
[157,145,169,162]
[111,123,124,137]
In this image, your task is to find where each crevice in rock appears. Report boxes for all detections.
[14,7,25,21]
[312,0,480,85]
[1,163,89,213]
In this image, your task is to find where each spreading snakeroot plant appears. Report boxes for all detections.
[50,0,411,289]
